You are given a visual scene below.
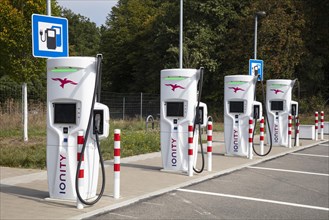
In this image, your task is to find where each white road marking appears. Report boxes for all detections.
[248,166,329,176]
[177,188,329,211]
[290,152,329,158]
[142,201,164,206]
[108,213,138,219]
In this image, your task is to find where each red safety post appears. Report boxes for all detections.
[114,129,121,199]
[77,130,85,209]
[207,121,213,172]
[295,116,300,146]
[248,117,253,159]
[315,111,319,141]
[320,111,324,140]
[188,122,194,177]
[259,116,265,155]
[288,114,292,148]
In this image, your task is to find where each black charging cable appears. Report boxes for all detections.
[252,77,273,157]
[75,55,106,206]
[192,67,205,174]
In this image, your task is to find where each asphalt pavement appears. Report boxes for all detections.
[0,132,328,220]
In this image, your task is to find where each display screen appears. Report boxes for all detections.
[229,101,244,113]
[54,103,76,124]
[166,102,184,117]
[271,101,284,111]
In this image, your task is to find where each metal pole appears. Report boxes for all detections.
[254,15,258,60]
[140,92,143,121]
[123,97,125,120]
[179,0,183,69]
[47,0,51,16]
[22,83,28,142]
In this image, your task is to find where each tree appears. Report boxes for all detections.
[296,0,329,104]
[0,0,61,96]
[60,8,101,56]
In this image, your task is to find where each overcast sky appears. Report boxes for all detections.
[57,0,118,26]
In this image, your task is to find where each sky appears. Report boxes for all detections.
[57,0,119,26]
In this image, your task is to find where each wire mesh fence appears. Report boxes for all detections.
[0,84,160,120]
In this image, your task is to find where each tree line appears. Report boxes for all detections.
[1,0,328,113]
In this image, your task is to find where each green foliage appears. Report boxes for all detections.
[60,8,101,56]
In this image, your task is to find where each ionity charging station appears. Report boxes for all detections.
[46,56,109,206]
[266,79,298,147]
[160,68,207,173]
[224,75,262,157]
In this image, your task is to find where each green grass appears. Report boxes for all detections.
[0,118,160,169]
[0,109,326,169]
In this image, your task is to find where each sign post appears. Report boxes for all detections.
[32,14,68,58]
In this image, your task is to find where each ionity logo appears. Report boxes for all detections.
[165,84,185,91]
[228,87,245,93]
[52,78,78,88]
[270,89,284,94]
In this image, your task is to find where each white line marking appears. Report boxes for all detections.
[177,188,329,211]
[248,166,329,176]
[109,213,138,219]
[318,143,329,147]
[142,201,164,206]
[290,152,329,158]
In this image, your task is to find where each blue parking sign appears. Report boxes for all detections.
[249,59,264,81]
[32,14,68,58]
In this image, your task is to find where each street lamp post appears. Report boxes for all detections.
[254,11,266,60]
[179,0,183,69]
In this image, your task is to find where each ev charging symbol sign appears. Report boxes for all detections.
[32,14,68,58]
[249,59,264,81]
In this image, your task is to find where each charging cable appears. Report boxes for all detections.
[75,54,106,205]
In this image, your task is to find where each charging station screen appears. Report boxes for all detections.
[271,101,284,111]
[54,103,76,124]
[167,102,184,117]
[229,101,244,113]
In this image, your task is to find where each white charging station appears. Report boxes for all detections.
[46,57,109,201]
[160,69,207,172]
[266,79,298,147]
[224,75,262,157]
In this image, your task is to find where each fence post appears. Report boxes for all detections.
[122,97,125,120]
[140,92,143,121]
[22,83,28,142]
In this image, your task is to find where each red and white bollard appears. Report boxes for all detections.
[207,121,213,172]
[295,116,300,146]
[188,122,194,177]
[114,129,121,199]
[248,117,253,160]
[259,117,265,155]
[320,111,324,140]
[77,131,85,209]
[288,114,292,148]
[315,111,319,141]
